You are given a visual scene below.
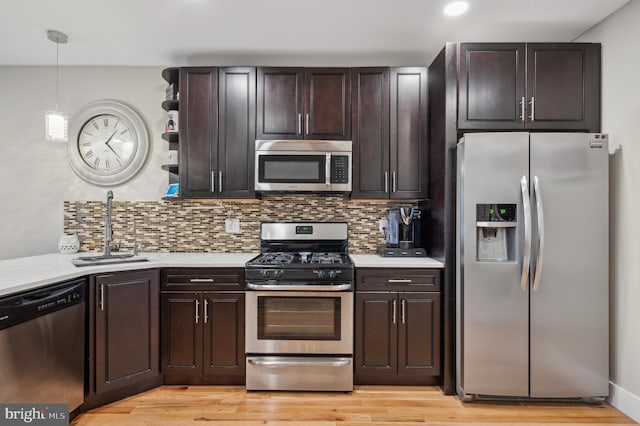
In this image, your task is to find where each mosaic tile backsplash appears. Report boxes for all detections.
[64,196,417,254]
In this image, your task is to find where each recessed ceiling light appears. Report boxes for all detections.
[444,1,469,16]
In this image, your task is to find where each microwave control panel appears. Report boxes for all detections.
[330,155,349,184]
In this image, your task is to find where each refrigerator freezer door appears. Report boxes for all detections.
[529,133,609,398]
[457,132,530,397]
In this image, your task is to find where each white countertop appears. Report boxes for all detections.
[0,252,257,297]
[349,254,444,268]
[0,252,444,298]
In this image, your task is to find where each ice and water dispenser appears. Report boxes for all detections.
[475,204,516,262]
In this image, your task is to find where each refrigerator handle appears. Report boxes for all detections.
[532,176,545,291]
[520,175,532,291]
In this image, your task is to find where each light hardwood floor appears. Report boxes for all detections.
[71,385,636,425]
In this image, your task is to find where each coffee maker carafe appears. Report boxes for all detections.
[399,207,416,249]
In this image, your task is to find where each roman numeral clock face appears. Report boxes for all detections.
[78,115,137,172]
[67,100,149,186]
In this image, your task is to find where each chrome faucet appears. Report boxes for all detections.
[103,190,114,256]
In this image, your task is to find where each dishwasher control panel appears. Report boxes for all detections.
[0,278,86,330]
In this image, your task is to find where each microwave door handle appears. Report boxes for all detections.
[326,153,331,187]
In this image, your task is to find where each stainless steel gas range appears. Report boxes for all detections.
[244,222,354,391]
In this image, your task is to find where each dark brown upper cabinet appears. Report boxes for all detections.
[390,67,428,199]
[458,43,601,131]
[178,67,255,199]
[257,67,351,140]
[179,67,218,198]
[351,67,428,200]
[218,66,256,198]
[351,68,390,199]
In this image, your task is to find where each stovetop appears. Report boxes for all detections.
[248,251,351,267]
[245,222,354,282]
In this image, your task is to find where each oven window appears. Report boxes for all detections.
[258,155,325,183]
[257,296,341,340]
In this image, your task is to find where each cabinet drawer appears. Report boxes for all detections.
[356,268,440,292]
[161,268,245,291]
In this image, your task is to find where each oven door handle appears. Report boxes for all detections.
[246,283,352,291]
[248,358,351,368]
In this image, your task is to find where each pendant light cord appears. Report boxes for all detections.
[55,37,59,111]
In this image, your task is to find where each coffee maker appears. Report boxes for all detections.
[379,207,427,257]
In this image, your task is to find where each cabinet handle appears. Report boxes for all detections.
[211,171,216,192]
[195,299,200,324]
[529,97,535,121]
[392,299,397,324]
[204,299,209,324]
[190,278,215,283]
[401,300,406,324]
[99,284,105,311]
[388,279,412,283]
[297,113,302,135]
[305,113,310,135]
[392,172,397,193]
[520,97,525,122]
[219,171,223,193]
[384,171,389,193]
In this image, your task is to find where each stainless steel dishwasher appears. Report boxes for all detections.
[0,278,86,411]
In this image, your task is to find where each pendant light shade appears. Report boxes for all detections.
[45,29,68,142]
[45,110,68,142]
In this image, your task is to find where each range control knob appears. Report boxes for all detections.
[273,270,283,279]
[328,270,337,279]
[313,269,326,279]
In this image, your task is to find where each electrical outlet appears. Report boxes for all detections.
[225,218,240,233]
[379,218,388,234]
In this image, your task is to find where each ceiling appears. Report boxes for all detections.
[0,0,629,67]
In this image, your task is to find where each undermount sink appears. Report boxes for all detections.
[71,254,149,267]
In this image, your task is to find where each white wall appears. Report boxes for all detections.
[0,66,167,260]
[578,0,640,420]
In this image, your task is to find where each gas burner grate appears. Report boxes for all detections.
[311,252,343,264]
[257,252,295,265]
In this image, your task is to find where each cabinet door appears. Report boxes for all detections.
[526,43,600,131]
[95,270,160,394]
[203,292,245,377]
[354,292,397,377]
[390,67,428,199]
[161,292,202,374]
[305,68,351,140]
[179,67,218,198]
[397,292,441,376]
[458,43,526,130]
[351,68,390,199]
[256,67,304,140]
[218,67,256,198]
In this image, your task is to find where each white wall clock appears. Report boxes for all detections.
[68,100,149,186]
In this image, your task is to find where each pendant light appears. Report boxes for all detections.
[45,29,68,142]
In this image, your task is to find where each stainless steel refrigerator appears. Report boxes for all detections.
[456,132,609,401]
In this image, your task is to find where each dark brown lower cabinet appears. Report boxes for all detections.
[355,269,441,385]
[160,268,245,384]
[86,269,161,409]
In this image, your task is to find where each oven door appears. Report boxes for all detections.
[245,289,353,355]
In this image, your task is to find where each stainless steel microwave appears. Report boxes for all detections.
[254,140,352,193]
